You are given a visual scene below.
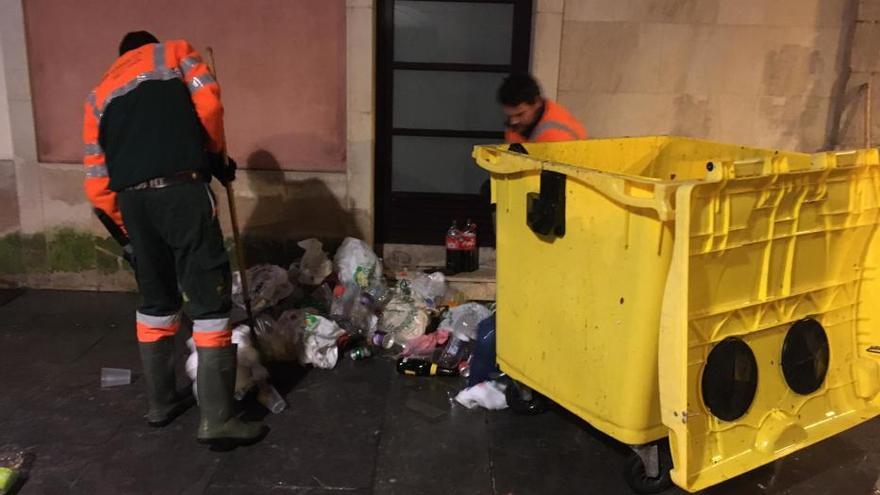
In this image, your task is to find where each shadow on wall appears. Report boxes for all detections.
[835,82,870,148]
[825,0,860,150]
[237,149,361,266]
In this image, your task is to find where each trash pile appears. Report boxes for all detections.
[185,236,504,414]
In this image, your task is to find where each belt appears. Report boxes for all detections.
[123,171,203,191]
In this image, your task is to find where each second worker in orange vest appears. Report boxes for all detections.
[498,73,586,144]
[481,74,587,235]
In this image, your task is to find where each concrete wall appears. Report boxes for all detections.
[547,0,855,151]
[836,0,880,148]
[0,0,374,290]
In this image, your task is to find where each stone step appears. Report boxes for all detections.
[381,243,496,301]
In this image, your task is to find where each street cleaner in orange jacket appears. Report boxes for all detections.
[499,73,586,144]
[83,31,267,450]
[481,73,588,227]
[472,75,589,392]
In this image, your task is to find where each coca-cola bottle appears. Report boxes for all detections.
[445,220,462,274]
[461,219,479,272]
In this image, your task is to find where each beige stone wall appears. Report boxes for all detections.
[552,0,855,152]
[836,0,880,148]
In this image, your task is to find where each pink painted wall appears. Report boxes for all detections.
[24,0,346,171]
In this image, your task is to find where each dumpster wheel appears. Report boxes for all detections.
[623,440,673,494]
[505,380,548,415]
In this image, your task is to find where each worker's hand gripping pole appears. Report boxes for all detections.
[205,47,255,330]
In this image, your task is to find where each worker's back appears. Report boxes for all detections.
[86,41,215,193]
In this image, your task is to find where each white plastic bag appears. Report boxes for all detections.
[232,264,295,312]
[297,313,346,369]
[333,237,383,288]
[294,238,333,286]
[455,381,508,410]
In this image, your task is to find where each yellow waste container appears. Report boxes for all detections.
[473,137,880,493]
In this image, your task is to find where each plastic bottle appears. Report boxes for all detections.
[445,220,462,274]
[461,219,479,272]
[437,333,471,369]
[396,357,459,377]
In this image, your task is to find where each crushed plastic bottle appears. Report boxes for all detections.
[437,333,472,369]
[232,264,295,312]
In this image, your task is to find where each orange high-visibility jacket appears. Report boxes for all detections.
[505,99,587,144]
[82,40,224,230]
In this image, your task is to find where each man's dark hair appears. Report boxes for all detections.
[497,73,542,106]
[119,31,159,56]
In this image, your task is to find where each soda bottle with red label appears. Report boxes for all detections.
[445,220,462,274]
[461,219,479,272]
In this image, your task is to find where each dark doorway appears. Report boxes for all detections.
[375,0,533,245]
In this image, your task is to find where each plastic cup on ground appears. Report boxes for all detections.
[101,367,132,388]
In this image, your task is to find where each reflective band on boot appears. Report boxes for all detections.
[136,311,180,343]
[192,318,231,348]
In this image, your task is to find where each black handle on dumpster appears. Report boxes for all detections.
[508,144,567,238]
[527,171,566,238]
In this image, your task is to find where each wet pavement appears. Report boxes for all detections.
[0,289,878,494]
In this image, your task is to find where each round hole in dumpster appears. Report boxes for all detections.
[701,338,758,421]
[781,318,829,395]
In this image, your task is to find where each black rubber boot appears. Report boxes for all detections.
[196,345,269,451]
[138,339,194,427]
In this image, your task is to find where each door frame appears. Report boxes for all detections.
[374,0,533,245]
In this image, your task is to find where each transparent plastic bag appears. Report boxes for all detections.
[252,313,299,362]
[438,302,492,340]
[232,264,295,312]
[330,283,379,335]
[408,271,447,308]
[293,238,333,286]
